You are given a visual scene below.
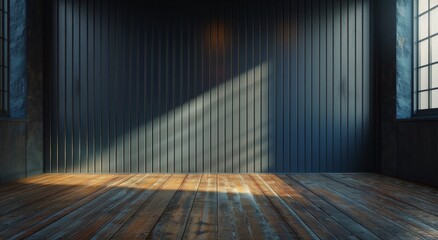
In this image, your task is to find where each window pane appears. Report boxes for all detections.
[431,0,438,8]
[432,90,438,108]
[420,67,429,90]
[432,9,438,36]
[419,91,429,109]
[430,36,438,63]
[419,13,429,40]
[420,40,429,66]
[419,0,429,14]
[432,64,438,88]
[432,36,438,63]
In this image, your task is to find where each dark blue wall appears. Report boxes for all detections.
[46,0,376,173]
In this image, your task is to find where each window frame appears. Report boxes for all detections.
[414,0,438,116]
[0,0,9,116]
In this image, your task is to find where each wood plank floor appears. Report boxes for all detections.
[0,174,437,239]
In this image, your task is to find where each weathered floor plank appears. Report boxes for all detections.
[0,174,83,215]
[290,174,421,240]
[0,175,134,239]
[57,175,164,239]
[91,174,173,239]
[324,174,438,231]
[337,174,438,215]
[216,174,277,239]
[0,174,62,194]
[182,174,218,240]
[259,174,355,239]
[110,174,187,239]
[27,175,144,239]
[370,174,438,197]
[241,174,298,239]
[0,173,436,239]
[0,174,117,233]
[147,174,202,240]
[251,174,317,239]
[317,174,438,239]
[276,174,379,240]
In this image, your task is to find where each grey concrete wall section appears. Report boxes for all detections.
[0,122,27,182]
[9,0,27,118]
[396,0,412,119]
[0,0,44,183]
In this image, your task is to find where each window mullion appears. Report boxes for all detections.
[415,0,419,112]
[428,0,432,109]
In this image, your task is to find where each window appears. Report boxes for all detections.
[0,0,9,115]
[416,0,438,112]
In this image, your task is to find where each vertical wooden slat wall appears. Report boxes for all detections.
[47,0,374,173]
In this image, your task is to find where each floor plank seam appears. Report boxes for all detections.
[144,174,189,239]
[105,174,173,239]
[250,174,312,239]
[267,174,347,239]
[180,174,204,239]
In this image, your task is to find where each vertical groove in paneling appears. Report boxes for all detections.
[70,0,75,173]
[62,0,67,173]
[320,0,327,172]
[363,0,371,171]
[297,0,305,172]
[290,0,297,173]
[305,0,310,172]
[327,0,334,172]
[80,0,86,173]
[103,0,109,173]
[48,0,374,173]
[46,0,52,174]
[87,0,93,173]
[313,0,320,172]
